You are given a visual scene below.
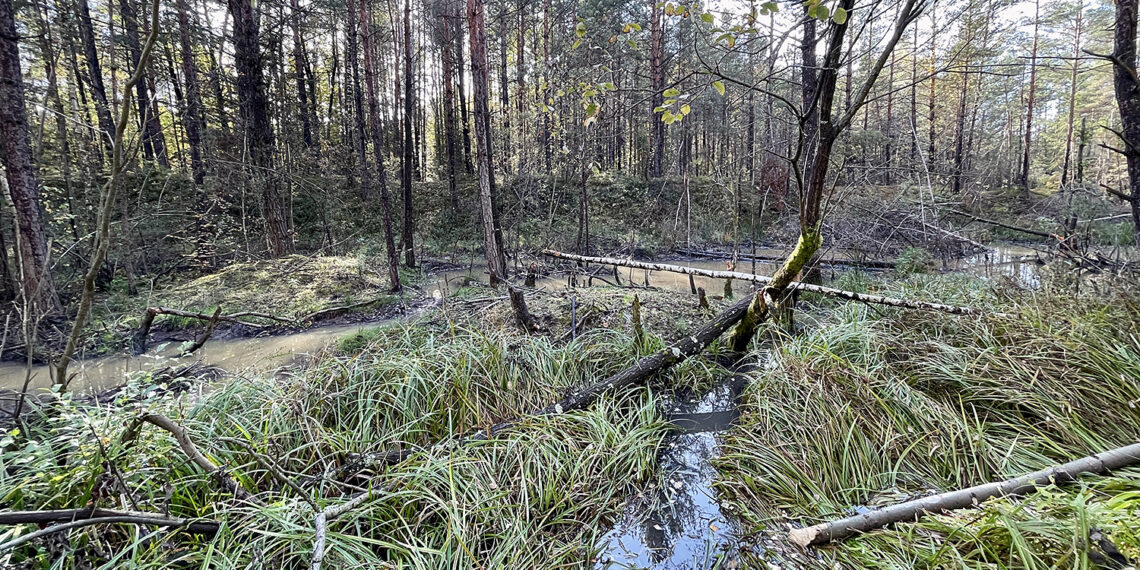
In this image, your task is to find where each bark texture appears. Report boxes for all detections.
[789,442,1140,547]
[0,0,61,316]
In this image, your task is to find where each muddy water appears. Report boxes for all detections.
[431,258,783,300]
[945,244,1045,286]
[596,372,749,568]
[0,321,379,395]
[0,259,772,397]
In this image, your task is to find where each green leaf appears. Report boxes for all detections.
[575,21,587,37]
[681,104,691,115]
[700,12,713,23]
[572,38,582,49]
[712,80,725,96]
[833,6,847,24]
[627,39,638,49]
[663,87,681,97]
[662,110,675,123]
[629,22,642,31]
[816,5,829,19]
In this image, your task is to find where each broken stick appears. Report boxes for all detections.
[788,442,1140,547]
[0,508,220,552]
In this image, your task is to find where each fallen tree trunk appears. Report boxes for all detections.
[0,508,219,552]
[788,442,1140,547]
[357,293,759,466]
[541,250,999,317]
[675,247,897,270]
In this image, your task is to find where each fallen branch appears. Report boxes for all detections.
[133,307,275,354]
[298,297,389,322]
[788,442,1140,547]
[179,307,221,356]
[948,210,1055,239]
[131,413,261,504]
[0,508,219,552]
[541,250,1001,317]
[912,217,990,252]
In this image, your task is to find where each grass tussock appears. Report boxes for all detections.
[0,322,670,569]
[718,274,1140,568]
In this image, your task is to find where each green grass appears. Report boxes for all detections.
[0,321,677,569]
[716,274,1140,568]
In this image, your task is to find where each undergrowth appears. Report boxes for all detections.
[717,274,1140,568]
[0,323,677,568]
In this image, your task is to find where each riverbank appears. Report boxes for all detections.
[2,242,1138,568]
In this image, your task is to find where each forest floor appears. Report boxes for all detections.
[2,238,1139,568]
[2,178,1140,568]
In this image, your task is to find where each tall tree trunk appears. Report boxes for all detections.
[1112,0,1140,245]
[456,9,474,174]
[467,0,507,283]
[952,59,970,194]
[290,0,314,149]
[177,0,212,267]
[77,0,115,157]
[1018,0,1040,193]
[0,0,62,317]
[497,5,511,171]
[347,0,371,201]
[177,0,206,185]
[228,0,294,256]
[649,0,665,179]
[360,0,402,290]
[441,12,459,211]
[401,0,416,267]
[1061,0,1083,187]
[35,1,79,244]
[801,11,819,185]
[121,0,168,166]
[515,0,527,172]
[926,6,937,164]
[541,0,551,174]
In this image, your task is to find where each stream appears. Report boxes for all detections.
[596,371,749,569]
[0,245,1050,567]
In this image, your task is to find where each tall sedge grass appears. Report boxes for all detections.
[717,274,1140,568]
[0,322,686,569]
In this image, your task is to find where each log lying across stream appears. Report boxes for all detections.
[541,250,999,317]
[674,247,897,270]
[788,442,1140,547]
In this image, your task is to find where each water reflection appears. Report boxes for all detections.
[0,321,378,394]
[596,374,748,569]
